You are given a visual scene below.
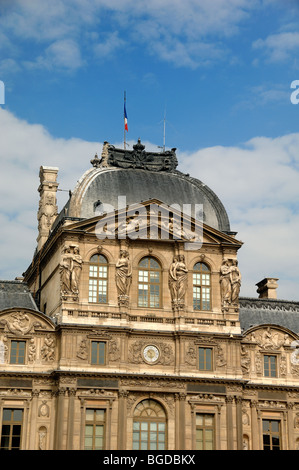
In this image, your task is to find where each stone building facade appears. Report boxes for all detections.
[1,140,299,450]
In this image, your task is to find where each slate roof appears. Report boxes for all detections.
[0,280,39,312]
[65,141,231,233]
[239,297,299,334]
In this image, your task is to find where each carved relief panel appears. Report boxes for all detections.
[241,326,298,379]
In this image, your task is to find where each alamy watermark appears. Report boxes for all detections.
[290,80,299,104]
[94,197,203,250]
[0,81,4,105]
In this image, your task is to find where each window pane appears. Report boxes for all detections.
[2,410,11,421]
[13,410,23,422]
[85,425,93,436]
[271,421,279,433]
[0,436,9,449]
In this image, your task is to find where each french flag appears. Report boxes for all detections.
[124,102,128,132]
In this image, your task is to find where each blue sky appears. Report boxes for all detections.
[0,0,299,301]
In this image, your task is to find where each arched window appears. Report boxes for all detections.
[88,254,108,303]
[193,262,211,311]
[138,257,161,308]
[133,399,167,450]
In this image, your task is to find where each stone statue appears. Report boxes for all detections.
[168,254,188,311]
[220,258,242,308]
[230,260,241,304]
[60,246,72,294]
[60,245,82,297]
[176,255,188,303]
[220,258,232,306]
[70,246,82,294]
[115,249,132,307]
[168,256,178,302]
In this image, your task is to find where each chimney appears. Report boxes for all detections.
[256,278,279,299]
[37,166,59,251]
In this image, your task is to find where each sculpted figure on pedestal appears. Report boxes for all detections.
[220,258,242,308]
[60,245,82,297]
[168,254,188,311]
[115,249,132,307]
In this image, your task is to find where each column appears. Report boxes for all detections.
[66,388,76,450]
[28,390,39,449]
[225,396,234,450]
[117,390,128,450]
[216,404,222,450]
[54,387,67,450]
[178,393,186,449]
[287,403,295,450]
[250,401,259,450]
[235,396,243,450]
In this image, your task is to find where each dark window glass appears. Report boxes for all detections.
[0,408,23,450]
[263,420,280,450]
[199,347,213,371]
[91,341,105,365]
[10,341,26,365]
[264,355,277,377]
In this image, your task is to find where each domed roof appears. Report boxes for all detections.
[66,140,231,233]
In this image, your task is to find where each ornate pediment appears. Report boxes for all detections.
[0,308,55,336]
[64,199,242,250]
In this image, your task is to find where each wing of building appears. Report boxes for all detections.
[1,140,299,451]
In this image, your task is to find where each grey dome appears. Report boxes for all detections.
[67,141,231,233]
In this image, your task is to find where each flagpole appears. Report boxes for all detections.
[124,91,126,150]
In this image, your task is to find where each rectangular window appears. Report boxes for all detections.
[88,265,108,303]
[132,421,165,450]
[193,266,211,311]
[0,409,23,450]
[199,347,213,371]
[263,419,280,450]
[264,355,277,377]
[91,341,106,365]
[138,267,160,308]
[196,414,214,450]
[10,341,26,364]
[84,409,105,450]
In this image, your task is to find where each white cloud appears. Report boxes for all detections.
[0,0,260,71]
[178,134,299,300]
[93,32,126,58]
[0,108,100,278]
[23,39,84,71]
[253,31,299,63]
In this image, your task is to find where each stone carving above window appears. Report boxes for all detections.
[0,312,43,336]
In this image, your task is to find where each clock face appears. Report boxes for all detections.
[143,345,159,363]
